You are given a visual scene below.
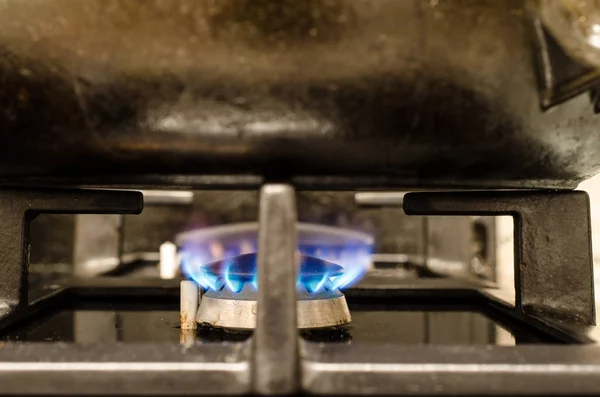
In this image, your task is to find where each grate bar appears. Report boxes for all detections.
[252,184,299,394]
[404,190,595,325]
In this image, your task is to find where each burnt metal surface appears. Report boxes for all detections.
[253,184,299,394]
[0,189,142,318]
[404,190,595,325]
[0,1,598,188]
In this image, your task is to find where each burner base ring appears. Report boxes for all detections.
[195,294,351,330]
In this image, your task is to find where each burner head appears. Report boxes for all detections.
[194,253,352,330]
[196,289,351,330]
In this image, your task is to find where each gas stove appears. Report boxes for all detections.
[1,0,600,395]
[0,185,595,396]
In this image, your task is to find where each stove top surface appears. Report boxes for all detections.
[0,294,560,346]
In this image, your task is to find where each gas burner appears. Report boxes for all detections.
[178,222,374,291]
[194,253,352,330]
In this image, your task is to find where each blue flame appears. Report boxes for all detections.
[181,249,213,287]
[329,247,372,290]
[304,273,329,293]
[181,241,372,293]
[223,259,245,293]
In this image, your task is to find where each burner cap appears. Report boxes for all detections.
[196,291,351,330]
[195,254,352,329]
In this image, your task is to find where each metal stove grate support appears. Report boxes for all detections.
[404,190,595,325]
[0,188,142,326]
[252,184,299,394]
